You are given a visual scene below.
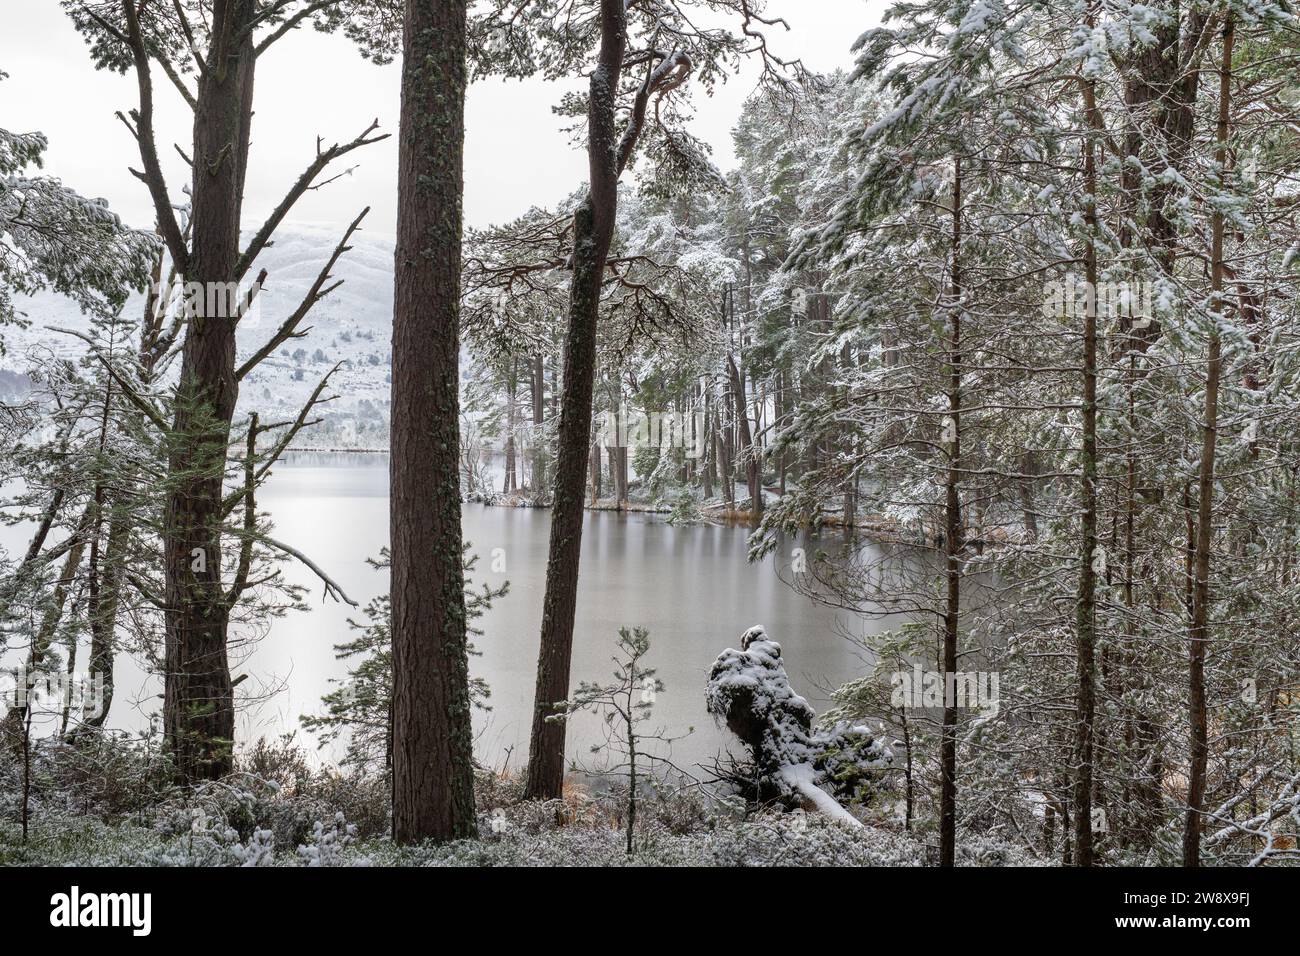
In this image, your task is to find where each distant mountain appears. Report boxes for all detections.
[3,223,396,449]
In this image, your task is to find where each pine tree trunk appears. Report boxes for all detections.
[716,405,734,510]
[1018,451,1039,541]
[504,358,518,494]
[618,445,629,506]
[1184,16,1234,868]
[607,443,619,499]
[939,157,963,868]
[1073,70,1102,867]
[3,516,87,740]
[533,354,546,489]
[84,372,123,732]
[840,342,856,533]
[727,354,761,522]
[161,0,257,780]
[84,501,127,730]
[525,0,628,801]
[701,382,714,500]
[390,0,476,843]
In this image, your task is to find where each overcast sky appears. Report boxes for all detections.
[2,1,884,237]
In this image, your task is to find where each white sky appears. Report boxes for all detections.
[1,1,884,236]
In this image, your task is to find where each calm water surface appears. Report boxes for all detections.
[6,453,901,773]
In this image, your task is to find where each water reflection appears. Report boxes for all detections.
[4,452,900,773]
[281,454,909,771]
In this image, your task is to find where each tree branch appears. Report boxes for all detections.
[235,208,368,379]
[225,412,259,607]
[234,123,386,280]
[261,534,357,606]
[120,0,189,274]
[47,326,170,432]
[221,364,342,516]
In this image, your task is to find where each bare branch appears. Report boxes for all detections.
[261,534,358,607]
[221,364,343,517]
[235,123,387,280]
[120,0,189,274]
[225,412,259,607]
[235,209,368,379]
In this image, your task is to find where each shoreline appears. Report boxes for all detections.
[280,453,1024,544]
[287,446,390,454]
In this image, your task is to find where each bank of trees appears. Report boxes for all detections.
[463,1,1300,864]
[772,0,1300,867]
[5,0,1300,865]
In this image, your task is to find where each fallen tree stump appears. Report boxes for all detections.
[706,625,893,827]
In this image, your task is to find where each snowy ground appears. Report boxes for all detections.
[0,733,1039,867]
[1,801,1038,868]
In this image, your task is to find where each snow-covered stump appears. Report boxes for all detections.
[706,626,892,828]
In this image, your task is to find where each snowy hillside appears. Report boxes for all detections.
[2,222,397,448]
